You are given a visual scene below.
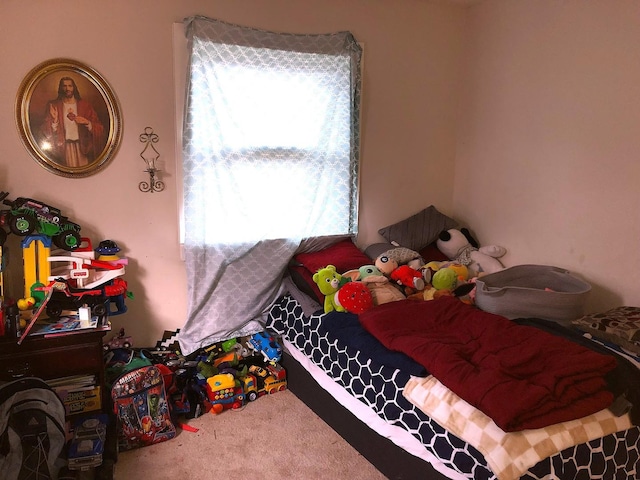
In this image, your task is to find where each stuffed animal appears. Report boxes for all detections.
[312,265,346,313]
[431,268,458,291]
[374,247,423,275]
[409,267,476,303]
[313,265,374,314]
[358,265,383,280]
[390,265,425,292]
[334,281,374,314]
[436,228,506,277]
[421,260,468,285]
[343,264,405,306]
[374,247,426,294]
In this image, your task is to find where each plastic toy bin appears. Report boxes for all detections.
[474,264,591,324]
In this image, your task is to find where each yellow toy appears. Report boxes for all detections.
[16,297,36,311]
[312,265,346,313]
[22,235,52,301]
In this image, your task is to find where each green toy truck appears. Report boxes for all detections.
[0,191,81,250]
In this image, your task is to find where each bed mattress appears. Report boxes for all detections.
[266,293,640,480]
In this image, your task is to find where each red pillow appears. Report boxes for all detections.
[295,238,372,274]
[419,242,450,263]
[289,265,325,304]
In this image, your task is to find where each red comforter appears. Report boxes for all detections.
[358,296,617,432]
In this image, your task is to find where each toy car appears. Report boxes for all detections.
[0,192,81,250]
[103,328,133,351]
[248,364,268,378]
[67,414,108,470]
[248,331,282,363]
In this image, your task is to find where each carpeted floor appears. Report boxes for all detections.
[114,390,388,479]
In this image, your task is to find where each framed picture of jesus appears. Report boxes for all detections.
[16,58,122,178]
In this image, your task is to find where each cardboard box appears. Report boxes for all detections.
[56,386,102,416]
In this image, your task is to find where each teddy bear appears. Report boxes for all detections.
[436,228,506,278]
[313,265,373,314]
[312,265,346,313]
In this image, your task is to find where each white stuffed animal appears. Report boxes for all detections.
[436,228,506,277]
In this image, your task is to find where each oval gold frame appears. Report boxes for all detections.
[16,58,122,178]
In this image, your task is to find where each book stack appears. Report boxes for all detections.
[47,374,102,416]
[28,314,100,338]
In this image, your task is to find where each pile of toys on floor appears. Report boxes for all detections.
[165,331,287,418]
[104,329,287,426]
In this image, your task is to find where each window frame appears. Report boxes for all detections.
[173,23,364,251]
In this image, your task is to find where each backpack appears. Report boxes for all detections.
[0,377,67,480]
[110,365,176,451]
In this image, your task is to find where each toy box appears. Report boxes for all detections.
[475,264,591,324]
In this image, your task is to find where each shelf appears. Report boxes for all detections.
[0,328,110,417]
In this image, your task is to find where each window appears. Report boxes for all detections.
[176,17,362,354]
[177,17,362,246]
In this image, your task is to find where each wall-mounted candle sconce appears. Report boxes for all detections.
[139,127,165,193]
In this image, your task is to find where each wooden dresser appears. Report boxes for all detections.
[0,328,109,408]
[0,327,117,479]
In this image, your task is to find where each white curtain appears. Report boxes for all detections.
[178,16,362,355]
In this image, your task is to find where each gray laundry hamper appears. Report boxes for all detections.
[474,264,591,324]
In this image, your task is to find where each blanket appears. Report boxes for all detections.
[359,296,617,432]
[403,375,632,480]
[319,311,427,377]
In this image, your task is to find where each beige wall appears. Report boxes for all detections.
[455,0,640,312]
[0,1,465,346]
[5,1,634,347]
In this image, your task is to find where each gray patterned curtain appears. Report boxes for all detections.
[178,16,362,355]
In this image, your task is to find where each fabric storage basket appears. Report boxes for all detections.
[475,264,591,324]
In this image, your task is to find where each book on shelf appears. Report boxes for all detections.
[47,374,97,390]
[28,314,101,337]
[47,374,102,415]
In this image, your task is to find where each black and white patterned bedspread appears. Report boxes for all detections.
[266,294,640,480]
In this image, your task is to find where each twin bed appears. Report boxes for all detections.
[264,226,640,480]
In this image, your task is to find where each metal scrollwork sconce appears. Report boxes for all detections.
[139,127,165,193]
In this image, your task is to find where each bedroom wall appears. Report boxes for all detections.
[0,0,466,346]
[454,1,640,312]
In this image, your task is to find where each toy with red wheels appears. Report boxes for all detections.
[42,278,108,320]
[0,192,82,251]
[205,373,246,414]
